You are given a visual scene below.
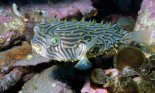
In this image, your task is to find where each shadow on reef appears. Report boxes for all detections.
[91,0,143,22]
[51,64,90,93]
[0,0,143,16]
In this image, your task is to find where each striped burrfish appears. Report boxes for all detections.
[14,19,145,70]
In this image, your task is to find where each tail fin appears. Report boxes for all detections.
[130,30,155,45]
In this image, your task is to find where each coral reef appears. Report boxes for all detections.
[133,77,155,93]
[90,68,108,85]
[19,0,97,19]
[0,0,155,93]
[0,67,28,93]
[0,42,31,73]
[0,18,25,49]
[90,46,155,93]
[0,42,31,92]
[90,68,140,93]
[104,76,139,93]
[131,0,155,46]
[81,81,109,93]
[148,55,155,68]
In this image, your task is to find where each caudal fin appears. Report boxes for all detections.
[130,30,155,45]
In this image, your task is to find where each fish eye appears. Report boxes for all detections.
[49,35,60,46]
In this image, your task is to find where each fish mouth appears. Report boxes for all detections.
[31,43,41,53]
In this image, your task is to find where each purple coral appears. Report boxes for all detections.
[132,0,155,45]
[81,81,109,93]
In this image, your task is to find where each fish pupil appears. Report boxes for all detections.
[50,36,60,46]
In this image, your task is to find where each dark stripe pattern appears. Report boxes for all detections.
[31,19,130,61]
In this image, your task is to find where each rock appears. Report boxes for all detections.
[0,41,32,73]
[0,41,31,92]
[131,0,155,46]
[90,68,108,85]
[20,65,76,93]
[21,0,97,19]
[0,67,28,93]
[133,76,155,93]
[0,17,25,49]
[103,74,139,93]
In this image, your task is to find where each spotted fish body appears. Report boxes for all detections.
[28,19,130,70]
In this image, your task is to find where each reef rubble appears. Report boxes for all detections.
[0,0,155,93]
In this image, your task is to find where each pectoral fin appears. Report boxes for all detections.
[75,56,92,70]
